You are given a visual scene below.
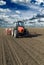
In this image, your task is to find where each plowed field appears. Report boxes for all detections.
[0,28,44,65]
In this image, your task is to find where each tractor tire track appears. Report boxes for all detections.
[4,36,23,65]
[2,36,19,65]
[7,36,39,65]
[22,37,44,54]
[18,38,44,65]
[0,37,3,65]
[22,38,44,54]
[13,38,43,65]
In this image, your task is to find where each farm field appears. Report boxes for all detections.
[0,28,44,65]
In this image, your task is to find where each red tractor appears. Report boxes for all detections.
[12,21,28,38]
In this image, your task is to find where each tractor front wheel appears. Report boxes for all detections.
[13,30,17,38]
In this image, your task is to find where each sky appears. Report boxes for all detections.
[0,0,44,27]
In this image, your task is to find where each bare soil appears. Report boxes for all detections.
[0,28,44,65]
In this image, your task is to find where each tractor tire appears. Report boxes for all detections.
[14,30,17,38]
[11,30,14,36]
[16,32,19,38]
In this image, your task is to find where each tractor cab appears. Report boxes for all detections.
[16,21,24,27]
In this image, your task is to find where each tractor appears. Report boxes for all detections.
[12,21,29,38]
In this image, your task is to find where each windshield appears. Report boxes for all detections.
[17,21,24,26]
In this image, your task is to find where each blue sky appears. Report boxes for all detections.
[0,0,44,9]
[0,0,44,27]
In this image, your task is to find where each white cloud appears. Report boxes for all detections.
[11,14,19,18]
[0,8,11,23]
[0,13,20,24]
[28,3,44,14]
[36,0,44,3]
[41,9,44,14]
[0,8,11,13]
[0,8,39,25]
[15,10,21,14]
[40,18,44,21]
[0,10,33,25]
[19,0,23,2]
[11,0,30,3]
[0,1,6,5]
[35,0,44,5]
[0,14,14,24]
